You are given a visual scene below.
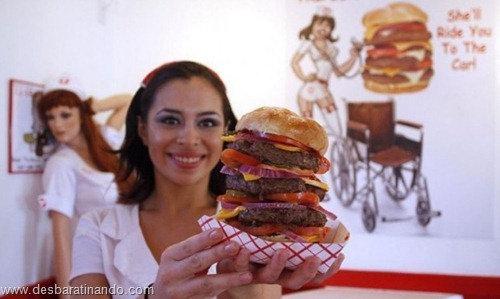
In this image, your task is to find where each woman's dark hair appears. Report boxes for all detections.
[117,61,238,204]
[299,15,338,42]
[37,90,121,179]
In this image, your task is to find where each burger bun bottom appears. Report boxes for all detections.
[364,79,430,94]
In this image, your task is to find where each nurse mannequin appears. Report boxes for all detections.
[36,75,131,299]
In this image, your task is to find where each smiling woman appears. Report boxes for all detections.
[68,61,345,299]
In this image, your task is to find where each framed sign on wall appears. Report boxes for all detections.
[8,79,52,174]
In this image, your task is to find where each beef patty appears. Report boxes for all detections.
[232,206,327,228]
[227,139,321,172]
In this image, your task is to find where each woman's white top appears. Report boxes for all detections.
[297,39,338,81]
[70,204,156,298]
[296,40,340,101]
[70,204,217,299]
[38,126,123,230]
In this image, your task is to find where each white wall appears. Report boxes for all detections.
[0,0,113,288]
[0,0,498,289]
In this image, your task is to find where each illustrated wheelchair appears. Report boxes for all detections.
[329,98,441,232]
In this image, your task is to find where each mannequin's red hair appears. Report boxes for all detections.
[37,90,121,177]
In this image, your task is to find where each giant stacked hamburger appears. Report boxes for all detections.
[215,107,335,243]
[362,2,434,93]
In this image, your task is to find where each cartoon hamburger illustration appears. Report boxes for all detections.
[362,2,434,93]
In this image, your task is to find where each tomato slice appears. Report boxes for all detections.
[227,220,329,242]
[317,156,330,174]
[220,148,260,169]
[367,46,398,59]
[265,191,320,206]
[291,226,330,237]
[290,226,331,242]
[414,58,432,69]
[217,192,258,204]
[378,21,427,33]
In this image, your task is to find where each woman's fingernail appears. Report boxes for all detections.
[224,242,238,254]
[209,229,221,240]
[239,272,252,283]
[279,250,291,263]
[309,257,321,274]
[338,254,345,263]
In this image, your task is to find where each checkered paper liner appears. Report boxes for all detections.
[198,215,349,274]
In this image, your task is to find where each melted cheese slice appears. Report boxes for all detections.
[303,235,321,243]
[364,25,380,40]
[302,178,329,191]
[221,135,236,142]
[365,65,400,77]
[273,143,302,152]
[394,41,432,52]
[401,69,426,83]
[365,66,427,83]
[215,206,246,220]
[242,173,261,181]
[403,49,427,61]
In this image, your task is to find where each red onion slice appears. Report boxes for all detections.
[220,165,238,175]
[282,230,307,243]
[221,201,311,211]
[238,164,300,179]
[242,202,307,209]
[312,205,338,220]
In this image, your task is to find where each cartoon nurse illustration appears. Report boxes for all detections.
[291,6,361,137]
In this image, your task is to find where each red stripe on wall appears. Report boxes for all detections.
[284,270,500,299]
[3,273,500,299]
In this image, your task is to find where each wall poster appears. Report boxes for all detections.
[8,79,52,174]
[286,0,496,240]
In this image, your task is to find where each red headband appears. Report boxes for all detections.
[141,62,176,88]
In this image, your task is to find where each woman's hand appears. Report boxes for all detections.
[150,228,252,299]
[254,250,345,290]
[349,41,363,57]
[151,228,345,298]
[90,93,131,130]
[219,248,345,291]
